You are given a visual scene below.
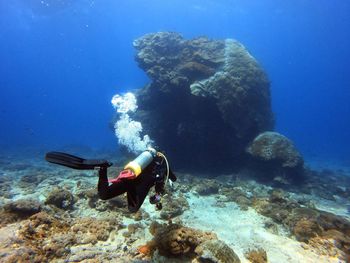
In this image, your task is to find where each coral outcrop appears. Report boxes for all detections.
[247,131,303,168]
[132,32,273,171]
[246,131,304,180]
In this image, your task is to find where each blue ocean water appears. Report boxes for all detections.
[0,0,349,164]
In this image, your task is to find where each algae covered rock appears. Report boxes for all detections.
[150,222,217,256]
[244,248,268,263]
[71,217,118,244]
[160,192,189,219]
[45,187,75,209]
[0,198,42,226]
[14,211,121,262]
[195,179,220,196]
[195,239,241,263]
[293,218,322,242]
[18,212,74,261]
[3,198,41,217]
[132,32,273,171]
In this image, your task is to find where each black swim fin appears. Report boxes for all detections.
[45,151,112,170]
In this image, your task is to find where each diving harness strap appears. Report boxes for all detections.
[149,151,171,210]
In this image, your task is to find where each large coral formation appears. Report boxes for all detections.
[133,32,273,171]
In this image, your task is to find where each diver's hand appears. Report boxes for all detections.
[118,169,136,180]
[108,169,136,184]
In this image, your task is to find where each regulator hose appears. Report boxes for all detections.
[157,151,170,188]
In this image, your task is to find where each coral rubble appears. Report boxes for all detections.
[0,211,121,262]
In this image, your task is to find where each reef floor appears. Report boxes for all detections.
[0,151,349,262]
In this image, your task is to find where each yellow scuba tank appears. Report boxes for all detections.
[124,148,157,176]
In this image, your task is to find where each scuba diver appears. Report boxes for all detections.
[45,148,176,212]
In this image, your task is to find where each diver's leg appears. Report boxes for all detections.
[97,167,128,200]
[127,172,155,212]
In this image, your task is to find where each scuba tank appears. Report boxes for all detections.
[124,148,157,177]
[124,147,171,211]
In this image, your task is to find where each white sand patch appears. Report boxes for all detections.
[309,196,350,221]
[180,194,342,263]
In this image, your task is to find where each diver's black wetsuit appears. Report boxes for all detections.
[45,151,176,213]
[98,156,176,213]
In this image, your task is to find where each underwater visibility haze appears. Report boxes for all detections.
[0,0,350,262]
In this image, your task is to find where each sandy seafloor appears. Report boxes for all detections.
[0,150,349,263]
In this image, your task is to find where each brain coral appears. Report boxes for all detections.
[247,131,303,168]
